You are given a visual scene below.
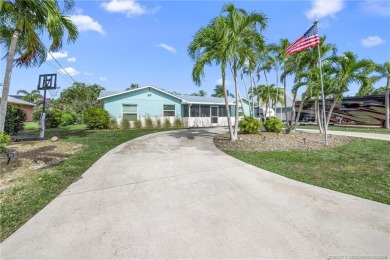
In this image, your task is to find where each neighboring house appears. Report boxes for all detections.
[2,95,35,122]
[98,86,253,127]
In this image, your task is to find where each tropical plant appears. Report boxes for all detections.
[188,16,235,140]
[126,83,139,90]
[325,52,376,128]
[264,116,283,133]
[0,133,10,154]
[239,117,261,134]
[221,4,267,140]
[0,0,78,133]
[211,85,229,97]
[16,89,43,103]
[162,117,171,128]
[83,107,109,129]
[133,118,142,129]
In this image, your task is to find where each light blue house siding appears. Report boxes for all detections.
[102,87,182,120]
[99,86,255,127]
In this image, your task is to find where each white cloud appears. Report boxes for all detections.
[84,72,94,76]
[47,51,68,60]
[70,14,105,34]
[361,36,385,47]
[217,78,231,86]
[67,57,76,62]
[59,67,80,76]
[305,0,344,20]
[361,0,390,16]
[101,0,148,17]
[100,76,108,81]
[157,43,176,53]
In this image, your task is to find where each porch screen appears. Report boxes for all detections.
[164,105,175,116]
[123,104,137,121]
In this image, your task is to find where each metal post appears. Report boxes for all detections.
[315,20,328,145]
[39,88,47,138]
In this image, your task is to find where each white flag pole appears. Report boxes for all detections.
[315,20,328,145]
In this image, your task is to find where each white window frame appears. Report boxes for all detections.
[163,104,176,116]
[122,104,138,121]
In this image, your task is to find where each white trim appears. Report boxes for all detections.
[98,85,184,102]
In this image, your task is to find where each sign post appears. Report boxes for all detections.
[37,74,57,138]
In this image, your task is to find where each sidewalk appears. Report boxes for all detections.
[297,128,390,141]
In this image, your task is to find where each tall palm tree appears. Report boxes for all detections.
[221,3,267,140]
[0,0,78,132]
[188,16,235,140]
[269,39,291,124]
[16,89,43,103]
[326,52,375,128]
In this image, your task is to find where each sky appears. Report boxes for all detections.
[1,0,390,98]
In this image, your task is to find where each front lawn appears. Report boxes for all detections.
[226,138,390,204]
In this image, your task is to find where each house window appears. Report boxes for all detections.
[164,105,175,116]
[200,105,210,117]
[219,106,227,117]
[238,104,244,116]
[190,105,200,117]
[123,104,137,121]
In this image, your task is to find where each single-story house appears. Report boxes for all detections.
[1,96,35,122]
[98,86,253,127]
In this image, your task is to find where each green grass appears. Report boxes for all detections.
[0,126,173,242]
[297,125,390,134]
[227,138,390,205]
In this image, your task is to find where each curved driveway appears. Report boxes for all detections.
[1,129,389,259]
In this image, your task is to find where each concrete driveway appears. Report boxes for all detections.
[1,129,389,259]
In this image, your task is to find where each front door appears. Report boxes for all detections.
[211,106,218,125]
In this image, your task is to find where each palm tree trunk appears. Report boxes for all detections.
[315,98,324,133]
[0,28,21,133]
[275,66,279,119]
[294,97,305,129]
[233,59,239,140]
[222,66,234,141]
[325,94,340,129]
[291,92,297,130]
[283,76,289,126]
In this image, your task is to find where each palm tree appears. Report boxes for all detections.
[269,39,291,124]
[16,89,43,103]
[0,0,78,132]
[188,16,235,140]
[211,85,228,97]
[326,52,375,128]
[221,3,267,140]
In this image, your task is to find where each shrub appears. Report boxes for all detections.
[239,117,261,134]
[156,118,162,128]
[163,117,171,128]
[144,115,154,128]
[108,117,118,129]
[264,116,283,133]
[45,109,62,128]
[83,107,109,129]
[0,133,10,154]
[60,112,77,126]
[173,117,184,128]
[121,118,130,129]
[133,118,142,129]
[4,103,26,135]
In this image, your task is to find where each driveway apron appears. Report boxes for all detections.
[1,129,389,259]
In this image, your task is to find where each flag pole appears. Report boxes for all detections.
[315,20,328,145]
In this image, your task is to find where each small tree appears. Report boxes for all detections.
[4,103,26,135]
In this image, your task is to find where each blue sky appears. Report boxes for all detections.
[2,0,390,98]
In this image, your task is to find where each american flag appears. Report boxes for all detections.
[286,24,320,55]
